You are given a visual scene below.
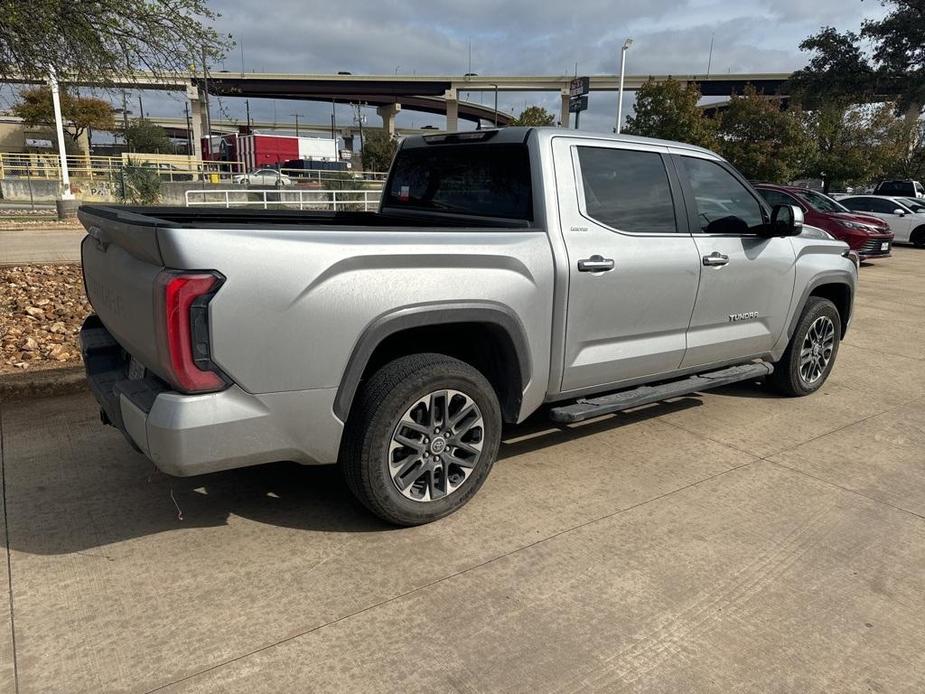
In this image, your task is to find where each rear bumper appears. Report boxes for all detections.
[80,316,344,476]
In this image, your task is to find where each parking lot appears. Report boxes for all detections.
[0,248,923,692]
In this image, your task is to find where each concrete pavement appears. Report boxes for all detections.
[1,249,924,692]
[0,227,82,265]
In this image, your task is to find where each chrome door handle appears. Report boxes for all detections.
[702,252,729,267]
[578,255,615,272]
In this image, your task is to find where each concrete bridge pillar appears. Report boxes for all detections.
[444,89,458,132]
[376,103,401,136]
[187,83,204,159]
[559,88,571,128]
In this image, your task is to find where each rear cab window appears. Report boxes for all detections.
[383,142,533,221]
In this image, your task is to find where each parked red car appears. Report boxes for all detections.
[755,184,894,260]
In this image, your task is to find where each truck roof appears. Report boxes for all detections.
[400,126,719,158]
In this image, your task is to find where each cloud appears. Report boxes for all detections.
[93,0,889,137]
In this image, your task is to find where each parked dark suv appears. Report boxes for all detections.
[874,180,925,199]
[755,184,894,260]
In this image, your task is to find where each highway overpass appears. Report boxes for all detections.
[2,70,800,156]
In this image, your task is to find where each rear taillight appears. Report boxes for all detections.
[154,270,227,393]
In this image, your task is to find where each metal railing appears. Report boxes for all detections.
[185,188,382,211]
[0,152,388,184]
[276,168,388,184]
[0,152,238,181]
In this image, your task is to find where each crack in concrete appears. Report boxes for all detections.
[144,462,755,692]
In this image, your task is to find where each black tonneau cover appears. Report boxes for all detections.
[78,205,532,230]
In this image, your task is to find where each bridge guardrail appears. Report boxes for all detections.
[0,152,388,184]
[185,188,383,211]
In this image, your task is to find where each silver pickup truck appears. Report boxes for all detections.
[79,127,857,525]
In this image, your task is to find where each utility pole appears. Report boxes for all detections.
[184,102,192,155]
[353,103,366,168]
[245,99,252,132]
[331,99,336,141]
[291,113,301,136]
[201,46,213,158]
[493,84,499,127]
[121,91,130,144]
[706,34,715,77]
[137,95,145,120]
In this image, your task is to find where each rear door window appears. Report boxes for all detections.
[576,147,679,234]
[842,198,872,212]
[384,143,533,220]
[758,189,799,208]
[866,198,903,214]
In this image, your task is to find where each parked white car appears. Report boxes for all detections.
[839,195,925,247]
[233,169,293,186]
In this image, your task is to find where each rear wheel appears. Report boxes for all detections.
[341,353,502,526]
[911,226,925,248]
[770,297,841,397]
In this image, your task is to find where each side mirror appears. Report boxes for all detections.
[893,208,906,217]
[770,204,804,236]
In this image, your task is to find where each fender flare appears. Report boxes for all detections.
[333,301,532,421]
[786,271,855,340]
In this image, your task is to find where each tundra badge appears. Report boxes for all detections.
[729,312,759,322]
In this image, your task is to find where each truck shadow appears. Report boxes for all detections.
[498,396,703,460]
[5,392,716,556]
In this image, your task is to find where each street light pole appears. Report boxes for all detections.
[615,38,633,134]
[48,67,75,219]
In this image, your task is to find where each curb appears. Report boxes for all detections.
[0,365,87,401]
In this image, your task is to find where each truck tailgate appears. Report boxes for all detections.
[79,207,166,373]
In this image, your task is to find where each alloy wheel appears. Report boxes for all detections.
[799,316,836,385]
[388,390,485,502]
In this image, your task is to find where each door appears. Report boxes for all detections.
[554,138,701,393]
[674,153,797,368]
[842,197,916,243]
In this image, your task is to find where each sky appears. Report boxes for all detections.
[0,0,889,139]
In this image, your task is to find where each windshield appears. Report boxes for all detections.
[800,190,848,213]
[901,197,925,213]
[384,143,533,220]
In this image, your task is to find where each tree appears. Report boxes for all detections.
[124,118,175,153]
[13,87,116,143]
[623,78,718,149]
[0,0,230,82]
[361,130,398,172]
[789,28,875,108]
[120,158,161,205]
[512,106,555,126]
[869,103,925,180]
[863,0,925,112]
[801,105,879,192]
[717,86,812,183]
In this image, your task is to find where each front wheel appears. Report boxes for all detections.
[769,297,841,397]
[341,353,502,526]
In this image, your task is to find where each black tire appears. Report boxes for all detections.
[769,297,841,397]
[911,226,925,248]
[341,353,502,526]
